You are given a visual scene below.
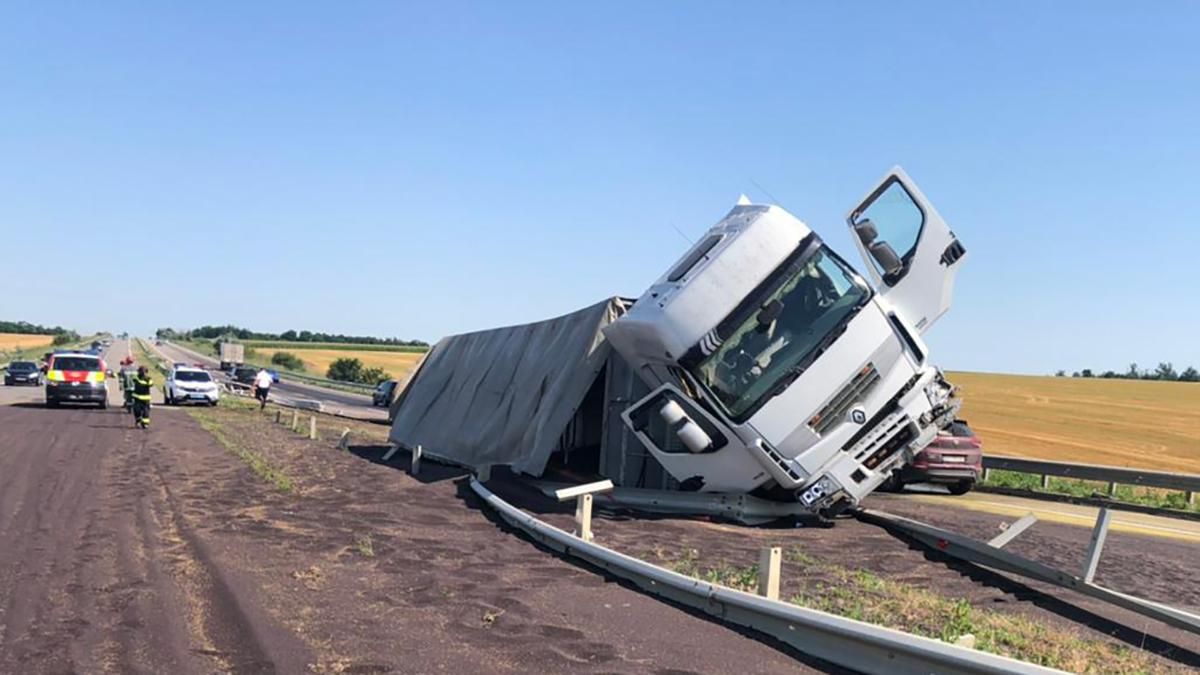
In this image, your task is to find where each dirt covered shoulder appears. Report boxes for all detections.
[491,476,1200,674]
[170,402,823,673]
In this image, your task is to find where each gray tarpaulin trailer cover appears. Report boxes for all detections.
[388,297,634,478]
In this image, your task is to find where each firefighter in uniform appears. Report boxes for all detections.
[131,366,153,428]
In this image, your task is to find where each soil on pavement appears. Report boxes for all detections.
[0,401,829,674]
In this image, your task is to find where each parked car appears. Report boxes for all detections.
[372,379,398,407]
[4,361,43,386]
[164,366,220,406]
[887,420,982,495]
[45,353,108,408]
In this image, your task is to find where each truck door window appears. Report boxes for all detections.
[851,179,925,283]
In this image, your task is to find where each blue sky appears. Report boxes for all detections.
[1,2,1197,374]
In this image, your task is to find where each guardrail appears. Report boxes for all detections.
[468,477,1061,674]
[983,455,1199,505]
[165,341,376,394]
[263,368,375,393]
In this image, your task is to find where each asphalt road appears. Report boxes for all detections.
[151,340,387,421]
[901,488,1200,544]
[0,365,820,673]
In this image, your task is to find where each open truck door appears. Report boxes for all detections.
[847,167,966,334]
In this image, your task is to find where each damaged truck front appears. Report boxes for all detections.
[603,167,966,516]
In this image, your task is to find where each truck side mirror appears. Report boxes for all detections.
[868,241,903,277]
[658,400,713,454]
[853,218,878,245]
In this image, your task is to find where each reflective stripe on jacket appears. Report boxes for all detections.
[132,377,153,401]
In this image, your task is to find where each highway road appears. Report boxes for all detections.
[900,488,1200,544]
[0,348,816,674]
[151,339,387,422]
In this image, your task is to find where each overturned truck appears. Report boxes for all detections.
[390,167,967,519]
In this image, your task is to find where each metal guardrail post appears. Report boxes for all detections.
[309,415,317,440]
[1189,491,1196,506]
[987,514,1038,549]
[275,410,281,424]
[290,409,298,431]
[554,480,614,544]
[1081,508,1111,584]
[575,494,594,542]
[1040,474,1050,489]
[410,444,422,475]
[758,547,781,600]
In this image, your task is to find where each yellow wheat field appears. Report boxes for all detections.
[949,371,1200,473]
[0,333,55,352]
[257,348,424,381]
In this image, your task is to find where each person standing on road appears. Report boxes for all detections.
[131,366,153,429]
[253,368,273,410]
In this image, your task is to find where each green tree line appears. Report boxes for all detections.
[1055,362,1200,382]
[0,320,75,336]
[156,324,427,347]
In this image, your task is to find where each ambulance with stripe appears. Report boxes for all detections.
[45,353,109,408]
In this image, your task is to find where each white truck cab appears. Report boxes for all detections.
[603,167,966,514]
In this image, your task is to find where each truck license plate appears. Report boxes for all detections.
[942,456,966,463]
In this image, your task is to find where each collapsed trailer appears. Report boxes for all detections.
[389,167,967,518]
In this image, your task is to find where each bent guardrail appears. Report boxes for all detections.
[468,477,1062,675]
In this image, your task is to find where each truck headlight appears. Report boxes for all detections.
[798,476,839,506]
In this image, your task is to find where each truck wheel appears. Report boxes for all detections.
[46,399,58,408]
[947,480,973,496]
[99,399,108,410]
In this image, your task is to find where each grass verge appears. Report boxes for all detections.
[132,338,173,381]
[652,546,1172,673]
[189,407,295,493]
[982,469,1200,513]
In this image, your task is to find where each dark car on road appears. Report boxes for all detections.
[231,366,259,386]
[4,361,43,386]
[887,420,982,495]
[45,353,109,408]
[372,379,398,407]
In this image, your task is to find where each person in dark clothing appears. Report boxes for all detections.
[131,366,153,429]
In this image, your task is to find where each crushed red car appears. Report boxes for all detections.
[886,420,983,495]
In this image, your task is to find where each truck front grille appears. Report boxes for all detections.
[849,413,917,470]
[808,364,880,435]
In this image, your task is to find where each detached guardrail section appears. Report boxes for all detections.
[468,477,1061,675]
[983,455,1200,505]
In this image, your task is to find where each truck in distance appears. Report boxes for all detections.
[603,167,966,517]
[218,342,245,371]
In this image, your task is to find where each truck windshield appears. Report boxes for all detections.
[691,246,870,420]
